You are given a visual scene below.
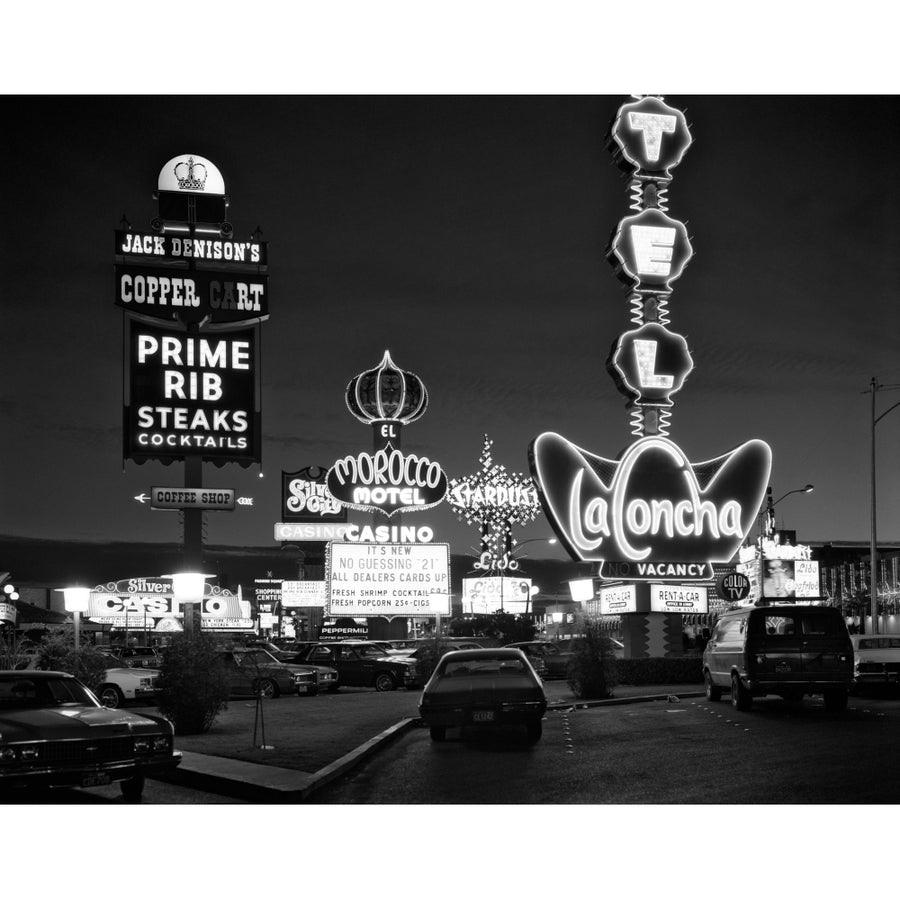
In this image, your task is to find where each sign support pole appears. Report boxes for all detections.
[183,454,204,637]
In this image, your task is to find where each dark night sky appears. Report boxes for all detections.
[4,3,899,883]
[2,93,899,564]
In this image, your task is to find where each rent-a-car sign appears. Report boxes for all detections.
[326,542,450,616]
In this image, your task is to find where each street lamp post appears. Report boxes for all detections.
[867,378,900,635]
[757,484,814,601]
[58,587,90,652]
[168,572,210,638]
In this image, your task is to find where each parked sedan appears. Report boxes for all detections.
[289,642,419,691]
[418,648,547,743]
[96,664,161,709]
[0,670,181,802]
[217,649,325,697]
[505,641,574,678]
[851,634,900,688]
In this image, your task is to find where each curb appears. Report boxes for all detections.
[156,690,706,802]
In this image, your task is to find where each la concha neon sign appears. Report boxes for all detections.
[529,432,771,581]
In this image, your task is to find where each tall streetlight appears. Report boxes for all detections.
[867,378,900,635]
[758,484,814,602]
[765,484,815,538]
[167,572,210,638]
[57,587,90,652]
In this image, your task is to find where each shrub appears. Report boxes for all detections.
[35,629,109,694]
[566,623,618,699]
[614,656,704,686]
[155,634,229,735]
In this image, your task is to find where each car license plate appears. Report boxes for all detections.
[81,773,111,787]
[472,711,494,722]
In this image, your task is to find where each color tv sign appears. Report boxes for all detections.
[124,321,259,463]
[530,433,771,581]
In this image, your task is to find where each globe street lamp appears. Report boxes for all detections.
[167,572,210,638]
[57,587,90,652]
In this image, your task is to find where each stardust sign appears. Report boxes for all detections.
[125,321,259,463]
[529,432,771,582]
[326,542,450,616]
[326,445,447,517]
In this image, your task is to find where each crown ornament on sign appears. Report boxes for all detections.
[174,156,208,191]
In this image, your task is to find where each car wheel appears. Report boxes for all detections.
[120,776,145,803]
[430,726,446,742]
[254,678,278,699]
[704,670,722,702]
[98,685,125,709]
[731,672,752,711]
[374,672,396,692]
[824,689,848,712]
[526,721,543,743]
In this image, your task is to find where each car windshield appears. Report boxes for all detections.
[0,676,99,709]
[236,649,279,666]
[442,657,527,677]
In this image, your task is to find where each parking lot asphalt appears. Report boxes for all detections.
[148,680,704,803]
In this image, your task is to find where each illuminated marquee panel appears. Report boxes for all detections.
[599,584,638,615]
[649,584,708,614]
[282,466,347,522]
[529,431,771,582]
[125,321,260,464]
[115,266,268,323]
[86,580,247,621]
[116,230,267,267]
[326,445,448,517]
[462,577,532,614]
[326,542,450,617]
[281,580,328,608]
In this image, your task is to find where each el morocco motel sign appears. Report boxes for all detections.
[530,433,771,581]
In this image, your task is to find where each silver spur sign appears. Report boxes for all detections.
[529,432,771,581]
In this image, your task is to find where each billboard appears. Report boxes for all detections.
[282,466,347,522]
[115,266,267,324]
[649,584,709,614]
[763,559,821,599]
[462,577,532,614]
[281,580,327,608]
[326,542,450,617]
[124,320,260,464]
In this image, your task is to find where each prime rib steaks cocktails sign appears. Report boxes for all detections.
[530,96,771,582]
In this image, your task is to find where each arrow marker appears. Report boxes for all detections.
[135,493,149,504]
